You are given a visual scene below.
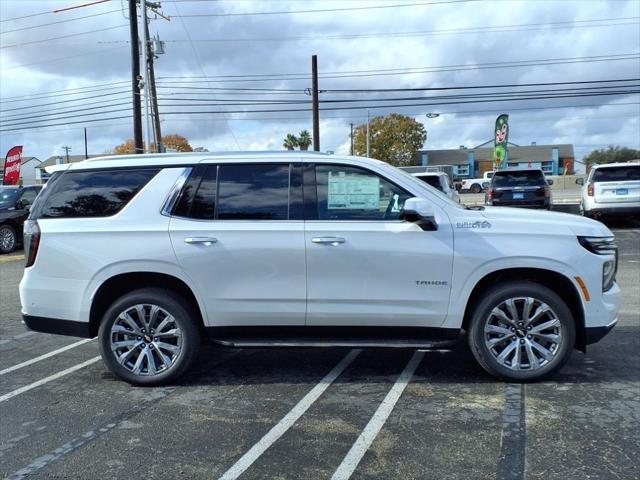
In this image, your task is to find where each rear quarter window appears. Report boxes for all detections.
[36,168,159,218]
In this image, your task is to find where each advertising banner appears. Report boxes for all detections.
[3,146,23,185]
[493,114,509,171]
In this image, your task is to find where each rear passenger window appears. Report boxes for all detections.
[190,166,217,219]
[39,169,159,218]
[217,164,290,220]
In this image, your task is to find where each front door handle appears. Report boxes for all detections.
[311,236,345,246]
[184,237,218,246]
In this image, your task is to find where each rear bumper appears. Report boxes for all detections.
[487,200,550,209]
[585,205,640,217]
[22,314,92,338]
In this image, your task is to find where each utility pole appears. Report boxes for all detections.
[311,54,320,152]
[84,128,88,159]
[145,23,163,153]
[366,110,370,158]
[140,0,152,153]
[62,146,71,163]
[349,123,354,155]
[128,0,143,154]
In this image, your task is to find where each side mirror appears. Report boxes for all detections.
[547,179,554,186]
[575,178,584,186]
[401,197,438,231]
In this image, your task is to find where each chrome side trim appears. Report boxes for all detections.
[161,167,192,217]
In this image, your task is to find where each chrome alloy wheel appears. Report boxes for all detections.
[483,297,563,371]
[0,226,16,252]
[110,304,183,376]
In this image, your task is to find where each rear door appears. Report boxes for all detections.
[593,165,640,204]
[304,163,454,327]
[169,162,306,327]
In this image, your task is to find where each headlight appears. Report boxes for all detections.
[578,236,618,291]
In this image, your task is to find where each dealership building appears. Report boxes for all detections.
[412,142,575,179]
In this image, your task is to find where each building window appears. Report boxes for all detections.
[456,165,469,176]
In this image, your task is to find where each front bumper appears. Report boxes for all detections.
[585,318,617,345]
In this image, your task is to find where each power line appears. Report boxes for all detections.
[2,101,638,134]
[154,53,640,83]
[0,101,132,123]
[0,9,122,34]
[0,46,128,71]
[0,91,131,112]
[170,0,478,18]
[156,17,639,43]
[0,107,133,129]
[0,24,128,49]
[0,86,130,105]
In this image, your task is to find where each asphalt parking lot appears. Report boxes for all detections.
[1,221,638,480]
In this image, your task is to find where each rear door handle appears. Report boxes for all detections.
[184,237,218,246]
[311,236,345,246]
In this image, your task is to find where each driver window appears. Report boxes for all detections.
[315,165,411,220]
[19,189,37,206]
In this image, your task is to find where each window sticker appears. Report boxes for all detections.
[327,171,380,210]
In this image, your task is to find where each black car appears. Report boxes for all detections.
[485,169,553,209]
[0,185,42,254]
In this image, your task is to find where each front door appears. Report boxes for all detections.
[304,163,454,327]
[170,162,306,327]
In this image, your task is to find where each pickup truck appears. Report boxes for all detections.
[460,171,494,193]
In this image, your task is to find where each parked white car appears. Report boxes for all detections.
[411,171,460,203]
[460,171,494,193]
[578,162,640,219]
[21,152,620,385]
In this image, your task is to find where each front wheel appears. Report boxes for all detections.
[98,288,201,386]
[467,281,575,382]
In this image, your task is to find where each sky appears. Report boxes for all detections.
[0,0,639,168]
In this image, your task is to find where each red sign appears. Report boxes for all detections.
[3,146,23,185]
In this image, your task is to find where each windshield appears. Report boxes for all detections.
[593,165,640,182]
[414,175,444,191]
[492,170,545,187]
[0,188,19,208]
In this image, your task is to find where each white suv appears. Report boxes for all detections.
[411,172,460,203]
[578,162,640,219]
[20,152,620,385]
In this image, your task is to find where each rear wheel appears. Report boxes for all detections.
[468,281,575,382]
[470,183,482,194]
[0,224,17,254]
[98,288,201,386]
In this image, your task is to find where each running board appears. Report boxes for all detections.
[208,337,458,349]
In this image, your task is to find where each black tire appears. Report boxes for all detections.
[467,281,575,382]
[470,183,482,194]
[0,224,17,254]
[98,288,201,386]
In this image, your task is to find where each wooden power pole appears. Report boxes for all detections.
[128,0,143,154]
[311,55,320,152]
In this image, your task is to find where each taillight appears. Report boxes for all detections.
[23,220,40,267]
[587,183,594,196]
[487,188,495,201]
[544,187,551,198]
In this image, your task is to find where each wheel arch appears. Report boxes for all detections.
[88,271,205,338]
[461,267,587,352]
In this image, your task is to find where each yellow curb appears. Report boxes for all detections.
[0,254,24,264]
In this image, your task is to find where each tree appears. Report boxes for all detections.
[113,134,193,154]
[584,146,640,166]
[162,134,193,152]
[283,133,299,150]
[298,130,312,151]
[353,113,426,166]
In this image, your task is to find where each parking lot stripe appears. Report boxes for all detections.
[0,338,94,376]
[495,383,526,480]
[330,350,424,480]
[218,349,362,480]
[0,356,101,403]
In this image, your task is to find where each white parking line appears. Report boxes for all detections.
[331,350,425,480]
[218,349,361,480]
[0,356,101,403]
[0,338,95,376]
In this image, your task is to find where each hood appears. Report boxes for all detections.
[480,206,613,238]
